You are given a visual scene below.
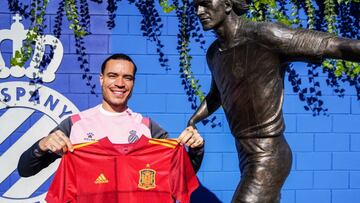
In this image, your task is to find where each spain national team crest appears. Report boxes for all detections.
[0,14,79,202]
[138,164,156,190]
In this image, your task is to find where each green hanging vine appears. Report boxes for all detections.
[10,0,49,68]
[304,0,315,29]
[65,0,89,37]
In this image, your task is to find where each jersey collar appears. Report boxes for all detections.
[98,135,149,155]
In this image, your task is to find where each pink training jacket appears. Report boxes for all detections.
[69,105,151,144]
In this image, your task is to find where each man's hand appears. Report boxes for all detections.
[177,126,204,148]
[38,130,74,154]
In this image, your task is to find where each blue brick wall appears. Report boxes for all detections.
[1,1,360,202]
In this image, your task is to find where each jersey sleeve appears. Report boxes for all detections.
[45,153,77,203]
[169,145,199,203]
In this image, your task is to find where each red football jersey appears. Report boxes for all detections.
[45,136,199,203]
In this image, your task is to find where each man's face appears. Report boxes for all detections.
[100,59,135,112]
[194,0,228,31]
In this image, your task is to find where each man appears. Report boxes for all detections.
[189,0,360,202]
[18,53,204,177]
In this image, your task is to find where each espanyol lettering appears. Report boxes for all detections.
[0,82,77,121]
[0,85,72,118]
[44,95,72,118]
[59,105,72,119]
[16,87,26,101]
[0,88,10,102]
[44,95,59,110]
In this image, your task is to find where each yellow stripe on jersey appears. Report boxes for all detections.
[149,138,178,145]
[148,140,177,149]
[73,141,98,149]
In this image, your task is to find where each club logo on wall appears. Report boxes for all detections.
[0,14,79,202]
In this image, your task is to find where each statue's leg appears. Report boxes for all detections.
[231,134,292,203]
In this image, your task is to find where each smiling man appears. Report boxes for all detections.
[187,0,360,202]
[100,58,135,113]
[18,53,204,178]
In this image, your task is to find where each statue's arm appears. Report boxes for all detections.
[188,79,221,127]
[323,37,360,62]
[258,22,360,63]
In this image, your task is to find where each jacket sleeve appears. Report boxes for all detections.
[17,117,72,177]
[149,119,204,173]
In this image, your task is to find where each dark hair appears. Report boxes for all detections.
[101,53,138,75]
[232,0,250,16]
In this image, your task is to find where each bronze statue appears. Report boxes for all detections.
[189,0,360,202]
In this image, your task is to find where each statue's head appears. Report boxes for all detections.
[194,0,250,31]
